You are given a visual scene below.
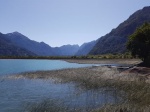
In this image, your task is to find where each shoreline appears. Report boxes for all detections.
[11,64,150,84]
[63,59,141,65]
[8,58,149,83]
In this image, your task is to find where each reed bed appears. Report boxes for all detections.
[11,66,150,112]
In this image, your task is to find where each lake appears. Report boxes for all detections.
[0,59,121,112]
[0,59,99,76]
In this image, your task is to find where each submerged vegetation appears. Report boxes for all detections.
[13,65,150,112]
[95,82,150,112]
[26,99,73,112]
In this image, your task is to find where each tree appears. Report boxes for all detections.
[127,22,150,66]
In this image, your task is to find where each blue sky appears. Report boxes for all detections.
[0,0,149,47]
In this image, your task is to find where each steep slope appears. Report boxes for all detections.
[6,32,79,56]
[90,6,150,55]
[76,40,98,56]
[0,33,35,56]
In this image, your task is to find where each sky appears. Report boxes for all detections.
[0,0,150,47]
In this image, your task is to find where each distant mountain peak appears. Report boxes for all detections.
[9,31,24,36]
[7,31,29,40]
[40,41,46,44]
[12,31,21,34]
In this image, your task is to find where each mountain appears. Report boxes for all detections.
[90,6,150,55]
[57,44,79,56]
[5,32,79,56]
[76,40,98,56]
[6,32,57,56]
[0,33,35,56]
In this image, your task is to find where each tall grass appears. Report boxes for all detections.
[92,81,150,112]
[24,98,97,112]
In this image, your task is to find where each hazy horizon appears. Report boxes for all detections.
[0,0,149,47]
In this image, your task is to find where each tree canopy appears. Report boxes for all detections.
[127,23,150,66]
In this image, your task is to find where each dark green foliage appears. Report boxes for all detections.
[90,6,150,55]
[87,53,134,59]
[0,52,134,59]
[127,23,150,65]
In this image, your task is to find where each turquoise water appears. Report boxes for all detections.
[0,59,97,76]
[0,59,121,111]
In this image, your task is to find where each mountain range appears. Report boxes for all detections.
[0,6,150,57]
[0,31,96,56]
[4,32,81,56]
[90,6,150,55]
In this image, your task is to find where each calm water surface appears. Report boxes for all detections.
[0,59,121,111]
[0,59,98,76]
